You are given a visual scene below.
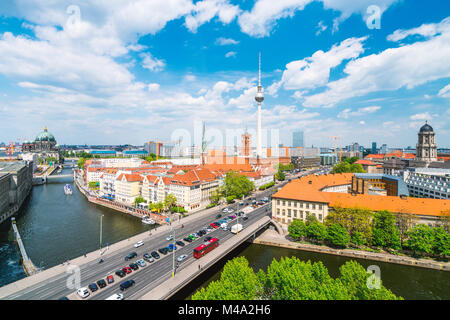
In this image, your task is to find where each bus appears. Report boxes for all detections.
[193,238,219,259]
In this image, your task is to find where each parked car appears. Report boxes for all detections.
[77,287,90,298]
[143,253,154,263]
[206,226,214,232]
[183,237,192,242]
[106,275,115,284]
[176,240,185,247]
[136,259,147,267]
[205,236,212,241]
[115,270,126,278]
[151,251,160,259]
[228,208,234,213]
[221,208,228,213]
[88,283,99,292]
[120,280,135,291]
[230,215,236,219]
[129,263,139,271]
[216,213,222,218]
[125,252,137,261]
[243,216,248,221]
[177,254,188,262]
[166,235,174,241]
[239,201,244,206]
[122,266,132,274]
[210,222,219,229]
[97,279,107,289]
[134,240,144,248]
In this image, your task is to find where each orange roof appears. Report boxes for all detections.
[365,154,384,159]
[355,159,377,166]
[87,167,105,172]
[438,156,450,162]
[171,168,217,186]
[117,173,142,182]
[273,173,449,217]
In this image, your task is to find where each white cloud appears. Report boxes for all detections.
[141,53,166,72]
[148,83,160,92]
[303,17,450,108]
[238,0,312,38]
[278,37,367,91]
[410,112,433,121]
[438,84,450,98]
[185,74,197,82]
[225,51,237,58]
[315,21,327,35]
[337,106,381,119]
[185,0,240,33]
[387,17,450,42]
[359,121,365,125]
[215,37,239,45]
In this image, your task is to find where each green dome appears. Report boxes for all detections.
[35,126,56,142]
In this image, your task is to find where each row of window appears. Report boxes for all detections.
[276,208,323,221]
[276,199,322,210]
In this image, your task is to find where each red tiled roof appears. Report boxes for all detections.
[355,159,377,166]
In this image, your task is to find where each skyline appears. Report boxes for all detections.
[0,0,449,148]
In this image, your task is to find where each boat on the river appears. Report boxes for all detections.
[141,216,155,225]
[64,184,72,195]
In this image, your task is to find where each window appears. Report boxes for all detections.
[300,202,303,208]
[306,203,309,209]
[288,201,291,207]
[282,209,286,216]
[277,200,280,205]
[319,204,322,210]
[318,214,322,221]
[282,200,286,206]
[293,209,297,217]
[277,209,280,215]
[294,202,297,207]
[288,209,291,217]
[300,211,303,219]
[312,204,316,210]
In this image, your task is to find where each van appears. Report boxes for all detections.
[120,280,135,291]
[221,223,228,230]
[105,293,124,300]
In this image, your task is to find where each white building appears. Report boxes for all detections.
[403,168,450,199]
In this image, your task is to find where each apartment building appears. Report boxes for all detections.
[403,168,450,199]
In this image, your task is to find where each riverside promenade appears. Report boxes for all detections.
[254,229,450,272]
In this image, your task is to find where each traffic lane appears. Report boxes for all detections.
[90,206,271,300]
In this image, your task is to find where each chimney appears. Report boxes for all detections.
[400,194,407,200]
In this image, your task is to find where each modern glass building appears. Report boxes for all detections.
[292,131,304,148]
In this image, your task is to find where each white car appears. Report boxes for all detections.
[77,287,90,298]
[166,235,174,241]
[105,293,124,300]
[134,240,144,248]
[177,254,188,262]
[136,259,147,267]
[228,208,234,213]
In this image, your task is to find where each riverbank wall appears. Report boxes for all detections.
[254,229,450,272]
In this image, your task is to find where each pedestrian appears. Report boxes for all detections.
[84,254,87,258]
[198,264,200,270]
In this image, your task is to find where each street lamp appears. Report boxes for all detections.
[171,222,176,278]
[100,214,104,252]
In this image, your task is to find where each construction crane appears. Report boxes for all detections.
[329,136,342,163]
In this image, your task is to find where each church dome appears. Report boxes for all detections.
[419,122,433,133]
[35,126,56,142]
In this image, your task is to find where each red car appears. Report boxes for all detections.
[106,275,114,284]
[210,222,219,229]
[122,266,132,274]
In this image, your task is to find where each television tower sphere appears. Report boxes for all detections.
[255,90,264,103]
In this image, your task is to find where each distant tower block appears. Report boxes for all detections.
[241,130,251,157]
[255,52,264,158]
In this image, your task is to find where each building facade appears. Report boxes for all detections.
[416,122,438,162]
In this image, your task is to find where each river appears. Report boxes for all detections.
[0,165,448,299]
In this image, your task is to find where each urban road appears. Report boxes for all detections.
[1,169,321,300]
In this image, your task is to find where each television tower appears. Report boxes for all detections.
[255,52,264,158]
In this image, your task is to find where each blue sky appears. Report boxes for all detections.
[0,0,449,149]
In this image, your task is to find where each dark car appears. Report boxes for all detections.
[88,283,98,292]
[59,296,69,300]
[129,263,139,271]
[151,251,160,259]
[205,236,212,241]
[158,248,168,255]
[120,280,135,291]
[167,245,173,252]
[125,252,137,261]
[106,275,114,284]
[176,240,185,247]
[216,214,222,219]
[97,279,107,289]
[115,270,126,278]
[228,215,234,220]
[243,216,249,221]
[183,237,192,242]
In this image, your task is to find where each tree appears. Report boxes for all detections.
[432,226,450,257]
[372,210,401,250]
[222,171,254,199]
[326,223,350,248]
[325,207,372,244]
[134,196,146,207]
[164,194,177,211]
[192,257,262,300]
[396,212,419,246]
[88,181,99,190]
[77,157,85,169]
[338,260,402,300]
[405,224,435,256]
[275,168,285,181]
[351,231,367,246]
[288,219,307,241]
[306,222,327,242]
[332,162,366,174]
[437,213,450,233]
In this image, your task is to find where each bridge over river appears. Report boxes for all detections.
[0,197,278,300]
